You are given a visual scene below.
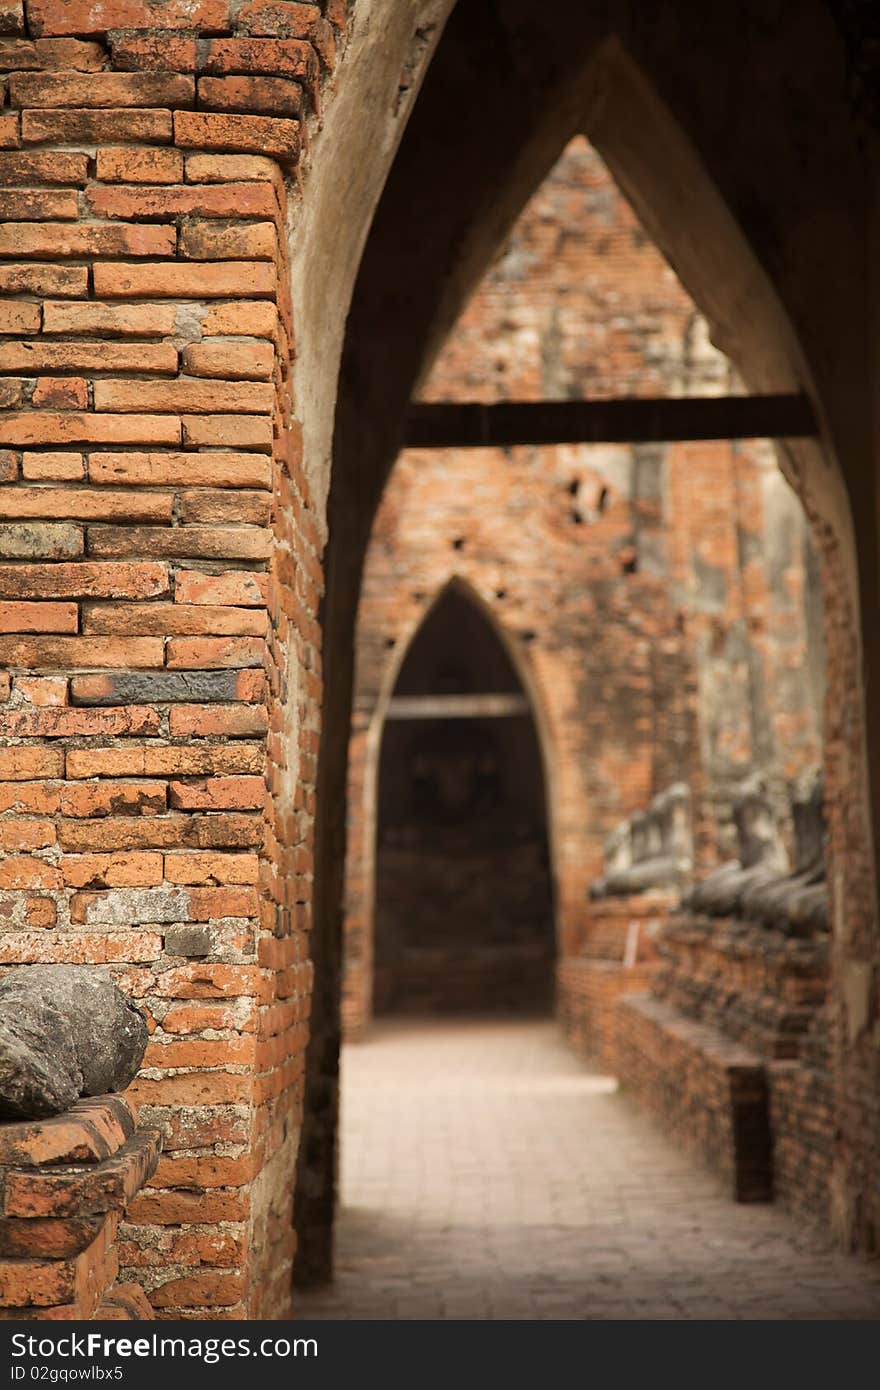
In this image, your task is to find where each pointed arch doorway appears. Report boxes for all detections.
[369,581,556,1019]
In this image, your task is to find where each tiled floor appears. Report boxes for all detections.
[296,1018,880,1320]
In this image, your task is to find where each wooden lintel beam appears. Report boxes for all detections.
[404,394,817,449]
[386,693,530,720]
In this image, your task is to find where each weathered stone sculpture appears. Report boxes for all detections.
[740,767,828,935]
[0,966,148,1120]
[685,774,788,917]
[591,783,692,897]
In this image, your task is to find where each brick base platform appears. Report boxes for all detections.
[616,994,773,1202]
[557,958,657,1072]
[0,1095,160,1320]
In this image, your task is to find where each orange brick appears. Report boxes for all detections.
[0,932,161,963]
[88,526,271,561]
[21,108,174,145]
[95,145,184,184]
[127,1072,251,1106]
[197,74,303,117]
[82,602,265,637]
[201,36,316,80]
[24,896,57,928]
[201,300,278,337]
[0,601,77,633]
[88,451,271,488]
[0,150,88,182]
[150,1151,253,1186]
[9,71,193,108]
[93,377,274,415]
[0,414,180,447]
[182,340,275,380]
[168,703,268,737]
[60,780,166,819]
[31,377,89,411]
[12,675,68,705]
[183,152,278,182]
[181,414,273,450]
[166,637,265,668]
[57,813,262,852]
[92,261,276,300]
[0,857,60,889]
[0,302,41,334]
[175,571,267,607]
[169,776,265,811]
[161,1001,256,1033]
[0,222,175,257]
[60,851,164,888]
[67,743,263,776]
[179,221,277,262]
[28,0,230,35]
[177,490,271,526]
[126,1189,248,1226]
[0,820,55,851]
[3,707,158,737]
[21,452,85,481]
[0,782,61,815]
[0,187,78,218]
[149,963,261,1001]
[87,181,277,220]
[0,112,20,147]
[0,263,87,297]
[0,636,163,668]
[162,853,258,885]
[42,301,177,337]
[174,109,299,161]
[0,746,63,779]
[0,341,177,374]
[0,561,170,599]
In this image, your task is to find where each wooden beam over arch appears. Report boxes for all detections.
[404,394,817,449]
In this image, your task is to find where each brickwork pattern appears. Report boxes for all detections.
[0,1095,159,1319]
[0,0,344,1319]
[344,139,821,1036]
[557,956,656,1073]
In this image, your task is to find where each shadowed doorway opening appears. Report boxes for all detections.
[373,582,556,1017]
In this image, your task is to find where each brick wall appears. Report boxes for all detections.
[0,0,342,1320]
[342,139,822,1036]
[0,1095,159,1319]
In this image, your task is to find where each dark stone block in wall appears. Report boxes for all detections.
[70,671,242,705]
[165,925,212,957]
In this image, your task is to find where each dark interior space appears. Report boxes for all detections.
[374,585,556,1015]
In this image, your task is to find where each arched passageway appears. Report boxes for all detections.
[0,0,879,1325]
[372,583,555,1018]
[297,2,878,1301]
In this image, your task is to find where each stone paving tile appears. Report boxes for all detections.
[295,1018,880,1321]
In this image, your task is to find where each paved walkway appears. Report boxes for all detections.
[296,1018,880,1320]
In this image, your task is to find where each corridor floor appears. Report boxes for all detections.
[295,1018,880,1320]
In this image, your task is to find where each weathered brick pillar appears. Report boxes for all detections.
[0,1096,160,1320]
[0,0,340,1317]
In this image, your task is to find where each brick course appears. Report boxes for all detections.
[0,1095,159,1319]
